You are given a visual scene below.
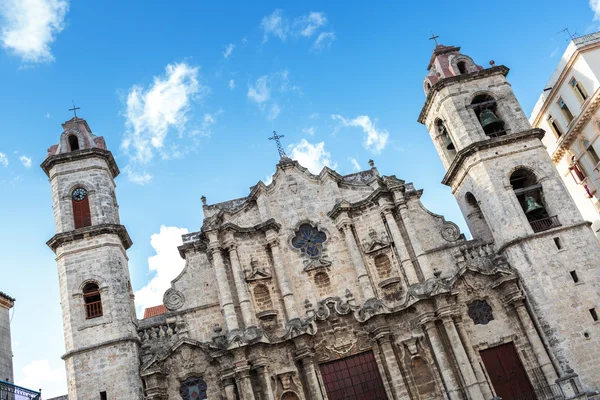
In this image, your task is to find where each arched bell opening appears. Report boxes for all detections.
[471,94,506,137]
[457,61,468,75]
[464,192,493,242]
[436,119,456,160]
[68,134,80,151]
[510,169,560,232]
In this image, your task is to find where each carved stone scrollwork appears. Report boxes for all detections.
[313,296,359,321]
[273,371,304,400]
[283,317,315,339]
[362,227,391,253]
[163,288,185,311]
[356,298,389,322]
[244,257,272,281]
[441,222,461,242]
[314,327,372,363]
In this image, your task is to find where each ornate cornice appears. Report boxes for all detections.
[418,65,510,124]
[441,129,545,186]
[41,148,119,178]
[0,291,14,309]
[46,223,132,252]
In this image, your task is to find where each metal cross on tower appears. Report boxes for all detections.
[268,130,288,159]
[69,101,81,118]
[429,32,440,46]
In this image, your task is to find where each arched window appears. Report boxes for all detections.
[314,272,331,295]
[179,377,208,400]
[464,192,492,241]
[68,135,80,151]
[374,254,392,279]
[472,94,506,137]
[253,284,273,311]
[71,187,92,229]
[457,61,467,75]
[83,282,103,319]
[510,169,559,232]
[436,119,456,158]
[281,392,300,400]
[410,357,436,398]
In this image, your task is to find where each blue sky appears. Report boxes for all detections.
[1,0,599,396]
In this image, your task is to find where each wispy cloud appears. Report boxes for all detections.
[288,139,336,174]
[120,62,208,183]
[123,165,152,185]
[313,31,336,51]
[44,112,52,119]
[308,112,319,119]
[19,155,32,168]
[261,9,288,42]
[0,153,8,167]
[247,76,270,104]
[332,114,389,154]
[228,79,235,89]
[295,12,327,37]
[223,43,235,58]
[0,0,68,63]
[267,103,280,120]
[302,127,315,136]
[349,157,361,171]
[591,0,600,20]
[134,225,188,317]
[193,110,222,137]
[550,47,560,58]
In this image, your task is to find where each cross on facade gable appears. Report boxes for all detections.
[429,32,440,46]
[69,101,81,118]
[268,131,288,159]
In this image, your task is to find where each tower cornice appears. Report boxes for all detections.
[418,66,510,124]
[441,128,545,187]
[46,223,132,252]
[41,148,119,178]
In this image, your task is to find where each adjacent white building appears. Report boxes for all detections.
[530,32,600,237]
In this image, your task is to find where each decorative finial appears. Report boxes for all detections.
[429,32,440,46]
[268,130,288,159]
[201,195,207,205]
[489,60,496,67]
[69,101,81,119]
[368,159,374,168]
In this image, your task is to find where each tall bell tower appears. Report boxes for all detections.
[42,116,142,399]
[419,43,600,390]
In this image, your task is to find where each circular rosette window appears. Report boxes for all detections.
[291,223,327,258]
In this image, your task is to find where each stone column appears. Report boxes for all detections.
[421,318,461,400]
[374,331,410,399]
[454,317,493,399]
[224,236,256,329]
[254,363,275,400]
[396,199,433,279]
[208,233,239,333]
[235,366,256,400]
[441,316,485,400]
[221,376,237,400]
[295,350,324,400]
[381,206,420,285]
[337,219,376,300]
[266,229,299,321]
[513,299,558,384]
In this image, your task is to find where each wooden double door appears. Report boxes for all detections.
[480,342,535,400]
[319,351,388,400]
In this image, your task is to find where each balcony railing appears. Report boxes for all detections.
[0,380,41,400]
[530,215,561,233]
[85,300,103,319]
[510,383,565,400]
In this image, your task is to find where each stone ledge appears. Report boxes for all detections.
[47,224,132,252]
[61,335,140,360]
[40,148,119,178]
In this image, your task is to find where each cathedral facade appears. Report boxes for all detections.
[43,44,600,400]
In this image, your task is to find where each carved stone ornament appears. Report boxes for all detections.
[441,222,461,242]
[302,252,332,272]
[273,371,304,400]
[244,258,272,281]
[362,228,391,253]
[314,327,371,363]
[163,288,185,311]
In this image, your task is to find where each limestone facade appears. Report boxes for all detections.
[44,43,600,400]
[0,291,14,384]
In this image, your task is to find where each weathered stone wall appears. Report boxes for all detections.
[0,304,13,383]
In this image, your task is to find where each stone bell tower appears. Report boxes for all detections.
[42,116,143,399]
[419,43,600,390]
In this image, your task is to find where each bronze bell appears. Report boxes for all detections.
[444,134,455,151]
[524,195,545,215]
[479,109,505,134]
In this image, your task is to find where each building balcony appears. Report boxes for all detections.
[530,215,561,233]
[85,300,103,319]
[0,380,41,399]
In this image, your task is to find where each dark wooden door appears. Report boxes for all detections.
[319,351,388,400]
[480,342,534,400]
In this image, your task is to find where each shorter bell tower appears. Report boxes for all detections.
[42,116,142,399]
[419,43,600,390]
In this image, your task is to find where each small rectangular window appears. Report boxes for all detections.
[558,97,574,124]
[590,308,598,322]
[570,270,579,283]
[100,392,107,400]
[553,237,562,249]
[570,77,588,103]
[547,115,562,139]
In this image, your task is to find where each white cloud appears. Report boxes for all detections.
[267,104,280,120]
[550,47,560,58]
[264,174,273,185]
[228,79,235,89]
[0,0,68,63]
[247,76,270,104]
[313,31,336,51]
[0,153,8,167]
[121,62,206,169]
[134,225,188,317]
[44,112,52,119]
[591,0,600,20]
[308,112,319,119]
[19,155,32,168]
[288,139,336,174]
[261,9,288,42]
[302,127,315,136]
[295,12,327,37]
[17,359,66,398]
[194,110,221,137]
[223,43,234,58]
[123,165,153,185]
[332,114,389,154]
[349,157,361,171]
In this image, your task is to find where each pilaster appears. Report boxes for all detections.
[207,231,239,333]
